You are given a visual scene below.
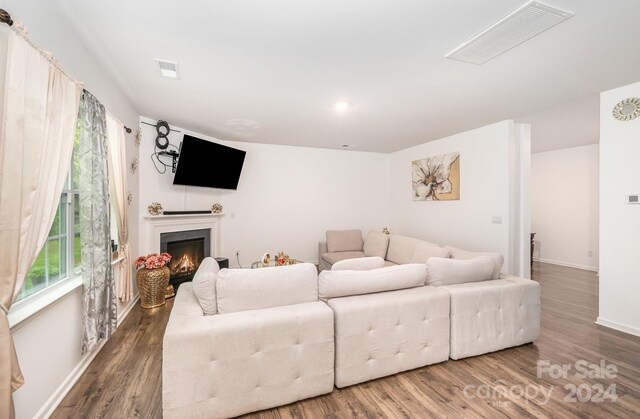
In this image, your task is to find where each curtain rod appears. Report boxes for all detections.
[0,9,13,26]
[1,8,132,135]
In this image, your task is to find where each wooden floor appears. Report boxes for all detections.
[53,263,640,418]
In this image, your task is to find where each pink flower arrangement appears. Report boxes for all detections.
[135,252,172,270]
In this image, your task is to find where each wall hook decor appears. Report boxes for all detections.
[130,157,138,175]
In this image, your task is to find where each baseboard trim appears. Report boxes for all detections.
[534,258,598,272]
[34,295,140,419]
[595,317,640,338]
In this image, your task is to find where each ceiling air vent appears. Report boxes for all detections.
[155,59,180,79]
[445,1,574,65]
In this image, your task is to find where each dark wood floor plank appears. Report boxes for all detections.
[52,263,640,418]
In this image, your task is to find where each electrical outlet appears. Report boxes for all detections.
[235,250,240,256]
[491,216,503,225]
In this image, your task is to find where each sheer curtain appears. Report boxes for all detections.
[106,112,132,302]
[0,23,82,418]
[78,90,116,354]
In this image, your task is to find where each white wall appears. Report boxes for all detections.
[2,1,141,417]
[531,144,599,271]
[138,117,391,266]
[598,80,640,337]
[388,120,530,276]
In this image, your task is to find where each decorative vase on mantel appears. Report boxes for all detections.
[136,266,170,308]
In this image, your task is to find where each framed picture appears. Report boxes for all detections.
[412,152,460,201]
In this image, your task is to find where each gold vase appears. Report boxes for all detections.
[137,266,170,309]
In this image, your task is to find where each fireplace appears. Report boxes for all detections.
[160,228,210,290]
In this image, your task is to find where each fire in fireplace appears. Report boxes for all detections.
[160,229,210,289]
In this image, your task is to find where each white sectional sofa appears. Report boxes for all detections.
[164,242,540,418]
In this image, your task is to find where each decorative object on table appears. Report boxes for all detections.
[412,151,460,201]
[382,227,390,235]
[135,127,142,146]
[262,252,271,265]
[129,157,138,175]
[612,97,640,121]
[135,252,172,308]
[127,191,133,206]
[147,201,163,216]
[211,203,223,214]
[275,251,297,266]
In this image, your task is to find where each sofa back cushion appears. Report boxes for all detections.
[332,256,385,271]
[426,256,494,286]
[319,263,426,300]
[445,245,504,279]
[363,232,390,258]
[216,263,318,313]
[386,235,421,265]
[326,229,364,253]
[192,257,220,315]
[410,241,450,264]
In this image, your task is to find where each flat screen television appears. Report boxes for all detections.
[173,135,246,190]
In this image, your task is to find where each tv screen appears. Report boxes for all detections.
[173,135,246,190]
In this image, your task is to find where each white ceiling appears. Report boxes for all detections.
[53,0,640,153]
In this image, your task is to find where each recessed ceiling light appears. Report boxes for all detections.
[155,59,180,79]
[334,101,351,112]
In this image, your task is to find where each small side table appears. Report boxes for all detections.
[215,257,229,269]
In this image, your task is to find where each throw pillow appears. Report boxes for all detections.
[319,264,427,300]
[425,256,494,286]
[363,232,390,258]
[216,263,318,314]
[192,257,220,315]
[326,229,364,253]
[444,245,504,279]
[332,256,385,271]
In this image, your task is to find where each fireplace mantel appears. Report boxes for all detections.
[141,213,221,258]
[143,213,224,221]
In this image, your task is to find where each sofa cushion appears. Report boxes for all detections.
[332,256,385,271]
[327,286,450,388]
[439,276,540,359]
[363,232,390,258]
[318,264,426,300]
[322,251,365,265]
[326,229,364,253]
[192,257,220,315]
[386,235,424,265]
[216,263,318,314]
[425,256,494,286]
[445,245,504,279]
[410,241,450,264]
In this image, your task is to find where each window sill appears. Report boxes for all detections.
[8,276,83,330]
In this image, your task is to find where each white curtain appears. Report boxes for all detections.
[0,24,82,418]
[106,112,132,301]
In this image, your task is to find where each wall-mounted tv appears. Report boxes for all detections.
[173,135,246,190]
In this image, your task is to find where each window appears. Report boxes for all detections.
[17,127,81,301]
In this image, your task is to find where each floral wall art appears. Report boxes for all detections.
[412,152,460,201]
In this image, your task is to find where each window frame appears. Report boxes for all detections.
[15,145,81,303]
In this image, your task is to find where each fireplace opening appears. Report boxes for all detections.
[160,229,210,290]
